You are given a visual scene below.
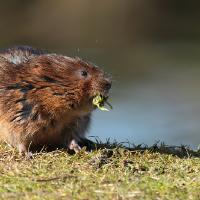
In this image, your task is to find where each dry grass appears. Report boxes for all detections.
[0,141,200,200]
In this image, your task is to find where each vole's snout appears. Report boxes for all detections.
[104,79,112,91]
[101,78,112,96]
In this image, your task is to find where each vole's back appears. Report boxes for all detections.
[0,46,45,64]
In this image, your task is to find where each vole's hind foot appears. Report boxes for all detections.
[18,143,33,159]
[68,139,81,153]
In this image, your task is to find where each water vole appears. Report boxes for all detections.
[0,46,112,155]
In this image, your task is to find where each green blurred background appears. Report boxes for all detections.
[1,0,200,148]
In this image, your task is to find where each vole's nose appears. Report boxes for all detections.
[104,79,112,91]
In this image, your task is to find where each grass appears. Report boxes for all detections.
[0,140,200,200]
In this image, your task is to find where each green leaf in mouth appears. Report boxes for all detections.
[92,95,112,111]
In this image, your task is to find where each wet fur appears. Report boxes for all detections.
[0,46,111,154]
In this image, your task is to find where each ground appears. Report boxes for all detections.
[0,141,200,200]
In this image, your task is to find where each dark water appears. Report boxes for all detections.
[86,45,200,149]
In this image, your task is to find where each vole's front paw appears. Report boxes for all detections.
[68,139,81,153]
[18,143,33,158]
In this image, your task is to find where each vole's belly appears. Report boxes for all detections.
[0,118,72,149]
[31,130,65,147]
[29,123,71,148]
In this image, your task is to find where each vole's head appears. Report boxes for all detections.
[24,55,112,115]
[72,58,112,99]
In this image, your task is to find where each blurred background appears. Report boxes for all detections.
[0,0,200,148]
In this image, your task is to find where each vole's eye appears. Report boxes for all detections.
[81,70,88,77]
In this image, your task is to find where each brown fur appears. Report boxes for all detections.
[0,46,111,155]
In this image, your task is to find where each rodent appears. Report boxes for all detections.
[0,46,112,156]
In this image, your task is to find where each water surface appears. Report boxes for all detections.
[87,45,200,149]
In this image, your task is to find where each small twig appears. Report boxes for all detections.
[36,174,77,182]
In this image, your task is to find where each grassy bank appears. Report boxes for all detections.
[0,141,200,200]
